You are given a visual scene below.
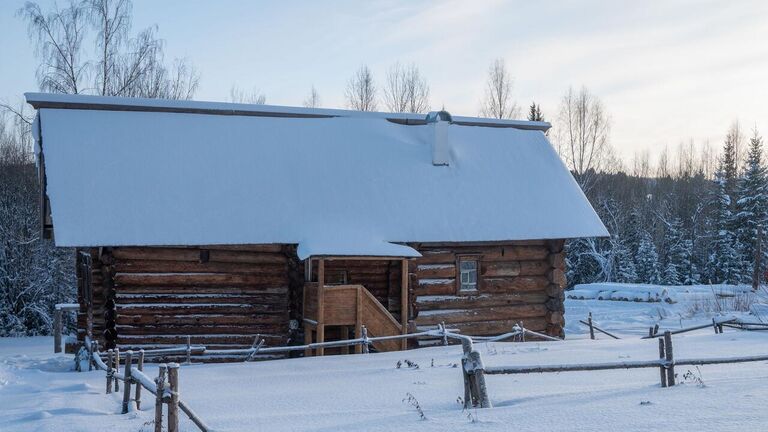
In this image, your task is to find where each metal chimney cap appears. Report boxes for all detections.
[426,110,452,123]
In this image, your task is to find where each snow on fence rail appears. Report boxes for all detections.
[460,330,768,409]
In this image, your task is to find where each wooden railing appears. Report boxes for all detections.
[303,283,405,355]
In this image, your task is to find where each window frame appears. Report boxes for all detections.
[456,254,481,294]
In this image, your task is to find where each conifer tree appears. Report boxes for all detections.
[527,102,544,122]
[710,170,741,283]
[636,230,660,284]
[735,129,768,283]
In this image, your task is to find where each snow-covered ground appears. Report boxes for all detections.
[2,289,768,432]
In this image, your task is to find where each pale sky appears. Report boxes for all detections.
[1,0,767,161]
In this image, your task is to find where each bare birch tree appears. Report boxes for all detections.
[554,86,613,193]
[19,0,199,100]
[383,63,430,113]
[345,65,377,111]
[480,58,520,119]
[19,1,89,94]
[229,85,266,105]
[303,85,321,108]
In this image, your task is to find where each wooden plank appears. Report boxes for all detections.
[401,259,409,350]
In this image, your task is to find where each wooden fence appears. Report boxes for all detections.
[460,330,768,408]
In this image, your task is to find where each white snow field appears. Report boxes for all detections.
[2,286,767,431]
[2,326,768,431]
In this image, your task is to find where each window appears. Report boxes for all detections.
[458,257,478,292]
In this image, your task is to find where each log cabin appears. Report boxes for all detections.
[26,93,608,360]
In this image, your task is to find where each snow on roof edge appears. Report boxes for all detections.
[24,92,551,131]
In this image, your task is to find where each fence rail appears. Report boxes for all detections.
[461,330,768,409]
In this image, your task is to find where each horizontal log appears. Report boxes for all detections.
[416,304,548,326]
[115,286,289,295]
[116,314,287,326]
[114,273,288,287]
[416,293,549,310]
[116,304,287,315]
[115,293,288,305]
[204,244,285,253]
[416,264,456,279]
[117,324,288,336]
[118,334,286,345]
[114,260,286,275]
[482,276,549,293]
[112,247,287,264]
[414,279,456,296]
[482,262,520,277]
[519,260,551,276]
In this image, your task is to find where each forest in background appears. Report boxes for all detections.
[1,0,766,336]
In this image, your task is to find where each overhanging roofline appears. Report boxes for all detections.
[25,92,551,132]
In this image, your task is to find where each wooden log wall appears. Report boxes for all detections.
[92,245,292,361]
[411,241,566,340]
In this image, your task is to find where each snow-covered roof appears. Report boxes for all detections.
[27,93,608,258]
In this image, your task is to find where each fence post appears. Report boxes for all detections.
[664,331,675,386]
[155,364,167,432]
[90,341,97,370]
[122,350,133,414]
[588,313,595,340]
[114,348,120,392]
[460,338,473,409]
[135,350,144,410]
[440,322,448,346]
[658,338,667,388]
[361,326,370,354]
[167,363,180,432]
[54,308,62,353]
[186,335,192,365]
[467,350,492,408]
[106,349,114,394]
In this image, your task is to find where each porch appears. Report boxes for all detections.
[302,257,411,356]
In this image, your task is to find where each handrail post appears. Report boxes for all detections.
[135,349,144,410]
[588,312,595,340]
[122,350,133,414]
[186,335,192,365]
[664,331,675,386]
[155,364,167,432]
[361,326,370,354]
[167,363,180,432]
[106,349,114,394]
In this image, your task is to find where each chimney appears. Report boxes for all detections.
[426,110,452,166]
